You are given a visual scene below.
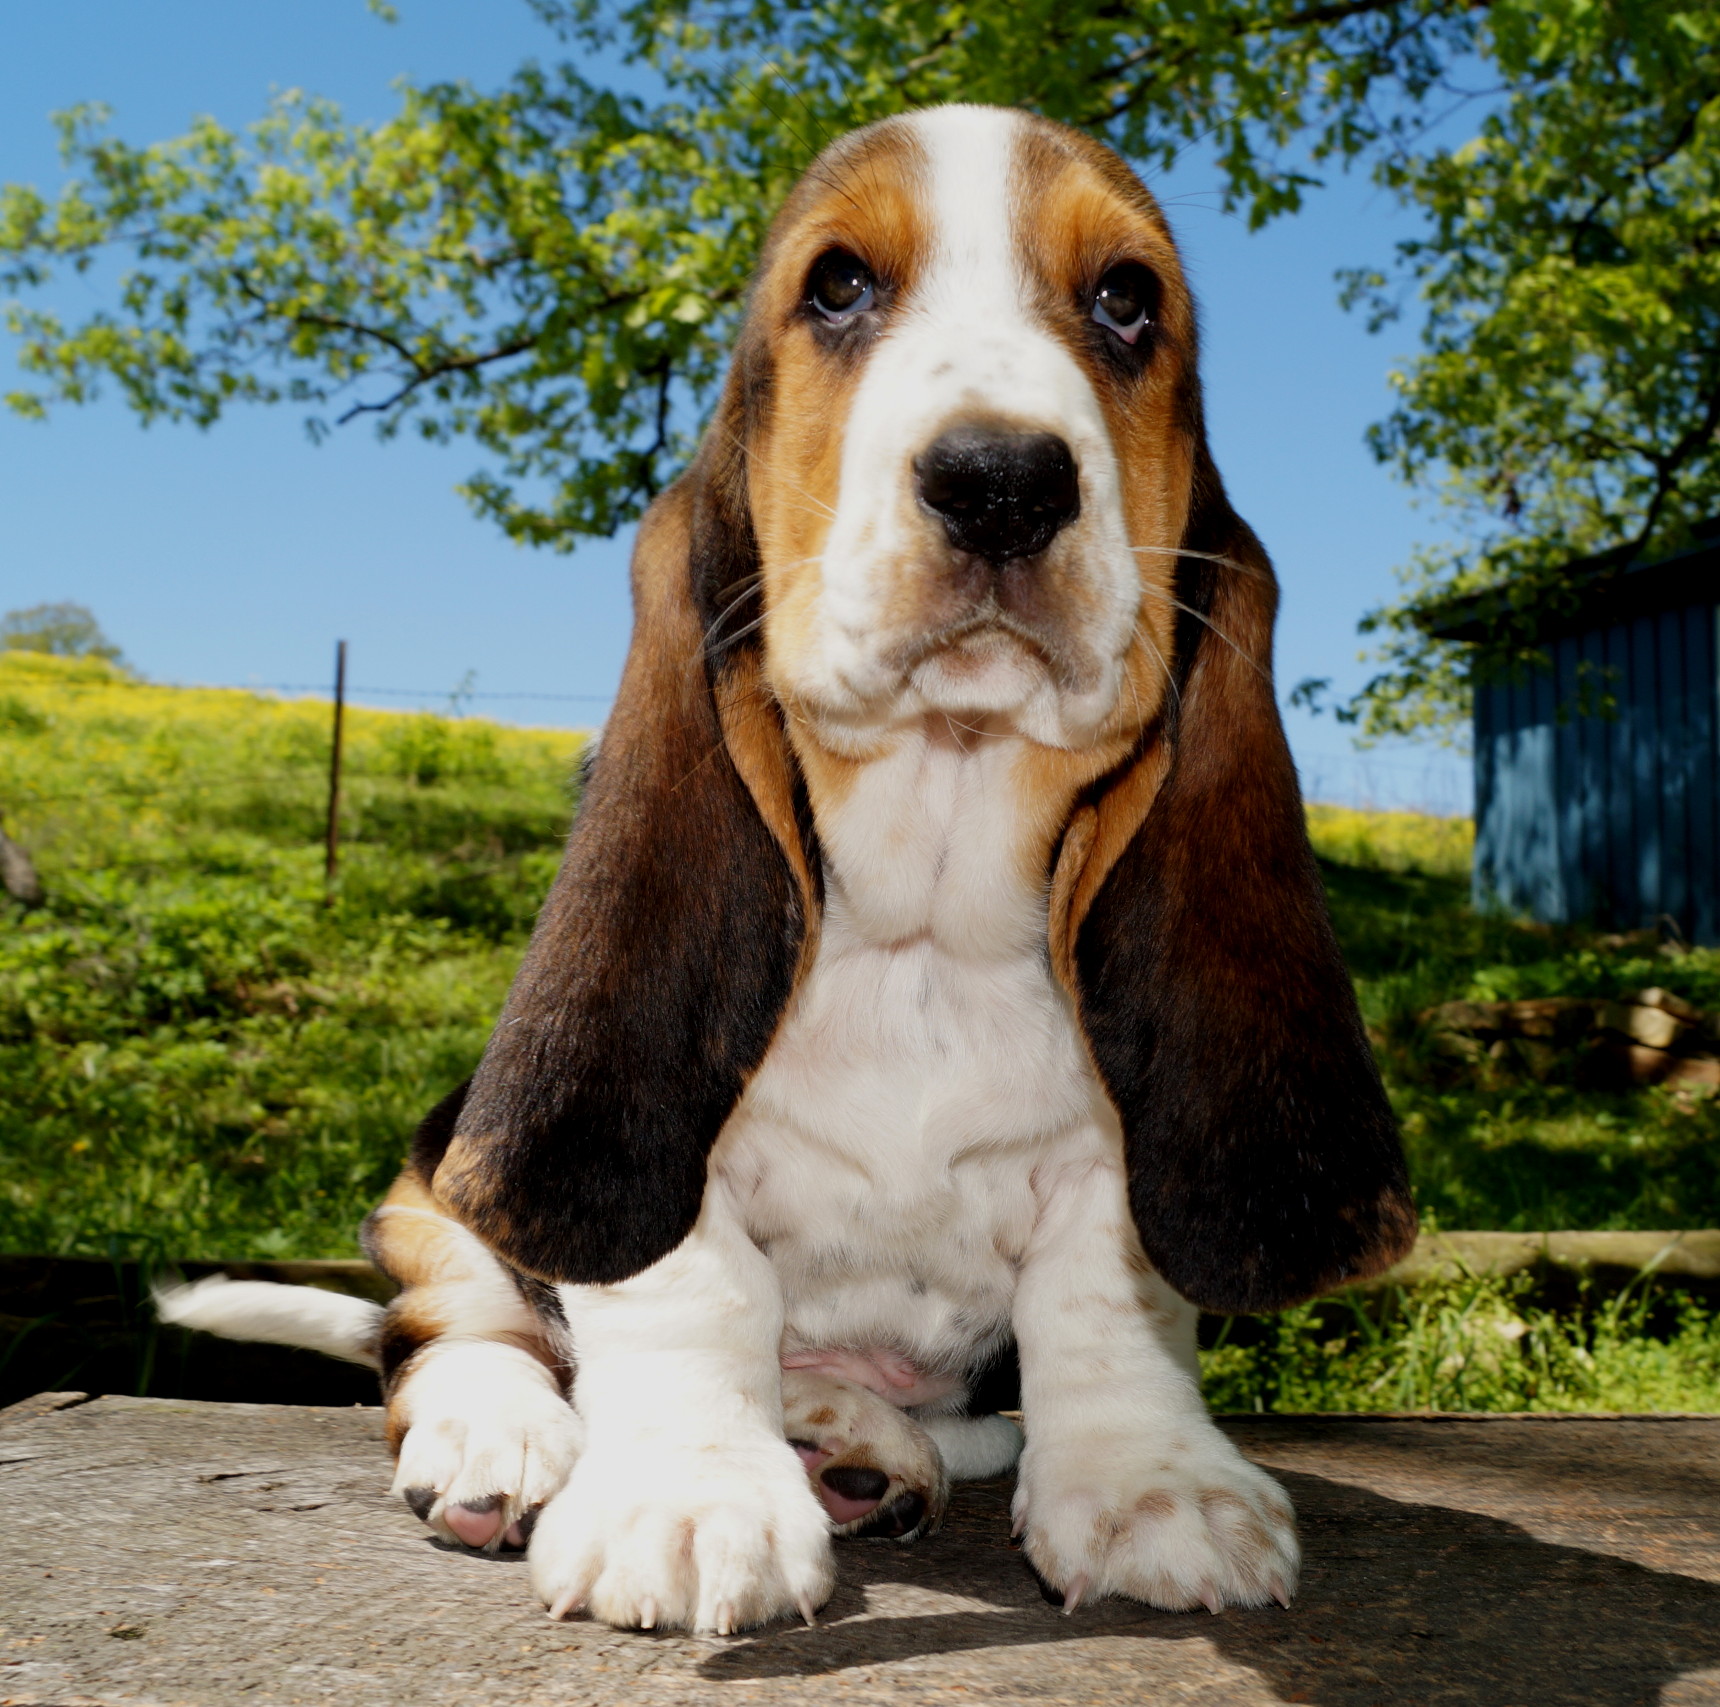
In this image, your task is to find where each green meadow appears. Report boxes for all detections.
[0,649,582,1261]
[3,651,1717,1409]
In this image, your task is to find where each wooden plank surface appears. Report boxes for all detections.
[2,1395,1718,1706]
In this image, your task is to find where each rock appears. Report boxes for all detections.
[1664,1056,1720,1096]
[1419,997,1602,1047]
[5,1397,1720,1707]
[1620,1042,1677,1085]
[1503,997,1598,1041]
[1416,988,1720,1091]
[1633,986,1704,1023]
[0,822,43,908]
[1421,999,1511,1037]
[1602,1001,1692,1052]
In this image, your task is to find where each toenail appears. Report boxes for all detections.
[403,1487,436,1522]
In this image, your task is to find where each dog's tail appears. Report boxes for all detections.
[153,1274,385,1370]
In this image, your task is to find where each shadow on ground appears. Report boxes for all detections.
[692,1468,1720,1706]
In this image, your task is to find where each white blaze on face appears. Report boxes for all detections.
[792,104,1141,751]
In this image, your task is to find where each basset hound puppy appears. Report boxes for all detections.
[161,102,1415,1635]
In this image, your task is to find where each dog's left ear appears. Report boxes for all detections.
[431,358,819,1286]
[1057,451,1416,1315]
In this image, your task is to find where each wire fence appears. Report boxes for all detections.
[243,682,613,704]
[1296,745,1472,819]
[1,672,595,809]
[8,666,1474,820]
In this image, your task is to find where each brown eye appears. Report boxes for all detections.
[1092,262,1158,345]
[808,250,876,322]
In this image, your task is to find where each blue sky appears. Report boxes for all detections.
[0,1,1470,812]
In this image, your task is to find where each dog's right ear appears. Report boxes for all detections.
[1056,455,1415,1315]
[432,367,820,1285]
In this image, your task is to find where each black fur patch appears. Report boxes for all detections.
[377,1315,433,1387]
[405,1078,471,1184]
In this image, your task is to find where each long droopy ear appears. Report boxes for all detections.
[1063,452,1416,1315]
[430,405,818,1285]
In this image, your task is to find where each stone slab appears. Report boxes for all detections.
[2,1396,1719,1706]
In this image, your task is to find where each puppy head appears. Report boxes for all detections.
[738,106,1195,756]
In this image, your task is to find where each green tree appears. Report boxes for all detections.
[1343,2,1720,738]
[1,1,1712,732]
[1,600,124,664]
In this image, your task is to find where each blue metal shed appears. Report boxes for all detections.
[1434,535,1720,945]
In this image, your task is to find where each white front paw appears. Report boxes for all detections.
[1015,1426,1299,1613]
[391,1343,583,1552]
[530,1433,835,1634]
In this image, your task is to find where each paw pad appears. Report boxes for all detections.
[818,1464,888,1521]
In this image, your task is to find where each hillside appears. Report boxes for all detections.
[0,650,581,1258]
[2,650,1719,1262]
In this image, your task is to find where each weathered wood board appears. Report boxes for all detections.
[3,1393,1718,1705]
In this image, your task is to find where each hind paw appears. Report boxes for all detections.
[781,1369,948,1540]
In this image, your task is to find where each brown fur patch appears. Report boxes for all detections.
[748,120,931,703]
[1047,732,1172,994]
[1010,114,1195,758]
[714,657,820,974]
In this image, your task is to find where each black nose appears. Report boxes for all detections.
[914,427,1080,563]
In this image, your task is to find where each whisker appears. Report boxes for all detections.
[698,573,766,655]
[705,611,770,662]
[1132,626,1180,719]
[938,712,1012,742]
[1127,544,1270,580]
[710,420,839,521]
[1134,586,1268,682]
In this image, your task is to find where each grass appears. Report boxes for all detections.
[0,649,581,1259]
[2,652,1717,1411]
[1306,809,1720,1232]
[1200,1268,1720,1414]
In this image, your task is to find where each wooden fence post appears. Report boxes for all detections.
[324,641,347,906]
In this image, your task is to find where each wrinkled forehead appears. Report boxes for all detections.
[753,105,1187,331]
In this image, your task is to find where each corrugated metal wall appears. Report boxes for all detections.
[1473,600,1720,944]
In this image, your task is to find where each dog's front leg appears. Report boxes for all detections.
[528,1185,833,1634]
[1012,1150,1299,1613]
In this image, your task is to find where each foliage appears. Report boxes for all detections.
[3,655,1717,1261]
[0,0,1492,547]
[2,660,1717,1407]
[0,0,1515,551]
[1,601,125,664]
[7,3,1711,733]
[1201,1267,1720,1413]
[0,649,582,1258]
[1305,802,1472,880]
[1343,2,1720,738]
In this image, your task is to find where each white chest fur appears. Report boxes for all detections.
[710,720,1112,1398]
